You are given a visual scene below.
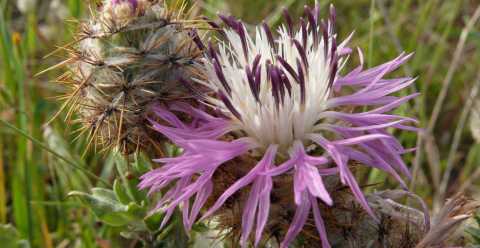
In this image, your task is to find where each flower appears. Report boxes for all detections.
[52,0,205,154]
[140,4,419,247]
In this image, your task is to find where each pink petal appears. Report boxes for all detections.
[280,193,311,248]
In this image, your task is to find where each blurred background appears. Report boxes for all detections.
[0,0,480,247]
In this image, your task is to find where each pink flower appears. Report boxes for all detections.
[140,4,419,247]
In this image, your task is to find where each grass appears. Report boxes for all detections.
[0,0,479,247]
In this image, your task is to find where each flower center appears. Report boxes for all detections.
[200,22,338,155]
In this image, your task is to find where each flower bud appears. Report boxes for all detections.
[53,0,206,154]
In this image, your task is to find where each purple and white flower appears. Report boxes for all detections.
[140,4,419,247]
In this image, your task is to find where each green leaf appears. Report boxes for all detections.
[132,153,151,175]
[113,153,146,204]
[126,202,146,220]
[68,189,135,227]
[125,176,146,204]
[119,231,141,240]
[145,211,165,232]
[113,179,131,205]
[91,188,118,202]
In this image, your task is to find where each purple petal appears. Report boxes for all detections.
[264,158,296,176]
[292,142,332,205]
[310,134,378,221]
[140,136,251,232]
[240,179,262,248]
[185,181,213,231]
[310,195,331,248]
[280,193,311,248]
[336,53,413,87]
[202,145,277,220]
[255,177,272,246]
[303,164,332,205]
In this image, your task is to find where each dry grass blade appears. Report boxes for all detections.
[426,5,480,132]
[412,4,480,191]
[436,72,480,207]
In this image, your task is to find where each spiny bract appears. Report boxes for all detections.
[55,0,204,154]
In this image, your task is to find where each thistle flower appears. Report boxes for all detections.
[51,0,205,154]
[140,4,419,247]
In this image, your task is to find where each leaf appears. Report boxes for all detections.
[132,153,152,175]
[125,176,146,204]
[145,211,165,232]
[113,179,131,205]
[126,202,146,220]
[113,153,146,204]
[68,189,137,227]
[91,188,118,202]
[120,231,141,240]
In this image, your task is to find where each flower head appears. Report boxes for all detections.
[140,4,419,247]
[52,0,206,154]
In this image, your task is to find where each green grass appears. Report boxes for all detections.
[0,0,479,247]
